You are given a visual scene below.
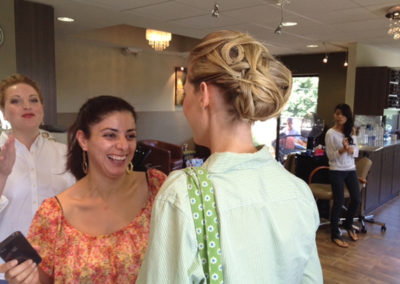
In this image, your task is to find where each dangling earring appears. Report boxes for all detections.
[126,161,134,175]
[82,150,88,175]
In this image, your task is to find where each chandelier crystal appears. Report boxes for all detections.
[145,29,172,51]
[386,6,400,40]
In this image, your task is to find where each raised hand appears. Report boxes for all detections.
[0,134,16,177]
[342,138,349,150]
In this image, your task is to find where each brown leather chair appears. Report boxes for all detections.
[308,157,386,232]
[137,140,183,175]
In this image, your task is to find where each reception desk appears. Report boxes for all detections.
[359,140,400,213]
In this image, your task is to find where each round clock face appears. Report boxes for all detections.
[0,26,4,46]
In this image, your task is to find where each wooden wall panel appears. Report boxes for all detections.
[14,0,56,125]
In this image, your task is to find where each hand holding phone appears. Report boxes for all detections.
[0,231,42,265]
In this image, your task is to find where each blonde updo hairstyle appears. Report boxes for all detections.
[188,30,292,122]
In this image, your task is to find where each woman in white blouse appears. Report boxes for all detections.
[0,74,75,244]
[325,103,360,248]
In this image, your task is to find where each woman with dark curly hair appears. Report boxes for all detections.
[325,103,361,248]
[1,96,166,283]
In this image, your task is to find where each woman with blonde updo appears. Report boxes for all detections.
[138,30,322,283]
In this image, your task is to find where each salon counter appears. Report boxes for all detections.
[359,140,400,213]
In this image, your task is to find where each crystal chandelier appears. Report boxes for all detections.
[145,29,172,51]
[386,6,400,40]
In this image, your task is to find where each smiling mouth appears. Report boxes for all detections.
[107,155,127,161]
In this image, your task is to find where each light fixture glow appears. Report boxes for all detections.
[145,29,172,51]
[386,6,400,40]
[282,22,297,27]
[307,44,318,48]
[57,17,74,22]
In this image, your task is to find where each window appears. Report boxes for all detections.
[252,76,319,160]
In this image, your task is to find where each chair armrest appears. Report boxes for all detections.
[358,177,367,187]
[308,166,330,184]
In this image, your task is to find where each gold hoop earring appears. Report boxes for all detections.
[82,150,88,175]
[126,161,134,175]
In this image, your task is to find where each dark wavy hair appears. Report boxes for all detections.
[335,103,354,145]
[67,95,136,180]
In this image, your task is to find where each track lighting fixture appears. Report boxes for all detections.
[274,2,284,35]
[274,24,282,35]
[344,52,348,67]
[322,42,328,64]
[211,3,220,18]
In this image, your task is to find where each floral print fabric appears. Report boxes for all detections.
[28,169,166,284]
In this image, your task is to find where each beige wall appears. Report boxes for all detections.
[356,44,400,67]
[55,25,197,145]
[0,0,16,79]
[345,43,400,110]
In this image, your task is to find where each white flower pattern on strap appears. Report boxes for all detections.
[185,167,224,283]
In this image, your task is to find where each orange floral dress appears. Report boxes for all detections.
[27,169,166,284]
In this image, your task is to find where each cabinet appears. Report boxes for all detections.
[361,142,400,214]
[354,67,400,115]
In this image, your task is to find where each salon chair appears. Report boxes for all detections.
[137,140,183,175]
[308,157,386,233]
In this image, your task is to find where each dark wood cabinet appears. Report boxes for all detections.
[361,143,400,214]
[354,67,399,115]
[379,147,394,204]
[364,150,382,213]
[392,146,400,196]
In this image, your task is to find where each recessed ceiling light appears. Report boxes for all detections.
[307,44,319,48]
[57,17,74,22]
[282,22,297,27]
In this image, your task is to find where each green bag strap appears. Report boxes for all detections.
[184,167,224,284]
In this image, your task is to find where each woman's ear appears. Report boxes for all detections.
[199,82,210,109]
[76,130,88,151]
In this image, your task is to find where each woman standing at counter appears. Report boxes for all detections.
[325,103,361,248]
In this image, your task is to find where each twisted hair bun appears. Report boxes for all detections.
[188,30,292,122]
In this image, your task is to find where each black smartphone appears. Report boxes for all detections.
[0,231,42,265]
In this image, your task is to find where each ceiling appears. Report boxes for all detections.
[29,0,400,55]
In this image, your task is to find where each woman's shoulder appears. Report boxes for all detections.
[153,169,189,202]
[38,196,62,214]
[32,197,63,229]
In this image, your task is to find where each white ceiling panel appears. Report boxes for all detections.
[170,14,249,29]
[29,0,400,55]
[125,2,205,22]
[72,0,170,11]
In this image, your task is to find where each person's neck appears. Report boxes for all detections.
[207,118,256,154]
[13,128,40,150]
[84,170,128,200]
[333,124,344,133]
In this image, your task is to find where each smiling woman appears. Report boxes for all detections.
[0,95,167,284]
[0,74,76,281]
